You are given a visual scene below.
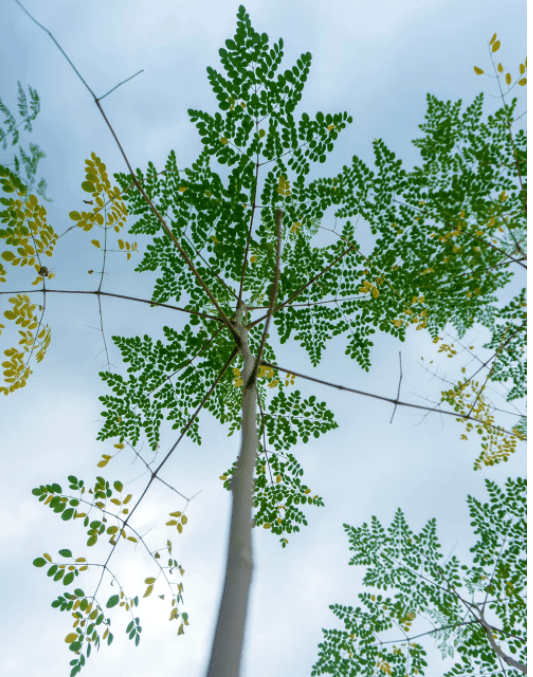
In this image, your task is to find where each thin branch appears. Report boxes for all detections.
[0,288,224,323]
[390,352,402,424]
[245,208,283,389]
[257,360,522,440]
[237,152,261,308]
[98,69,144,102]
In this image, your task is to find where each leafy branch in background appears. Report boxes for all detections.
[311,477,526,676]
[313,34,526,677]
[31,471,194,667]
[0,80,53,203]
[4,3,527,677]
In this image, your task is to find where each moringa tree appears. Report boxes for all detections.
[2,5,526,677]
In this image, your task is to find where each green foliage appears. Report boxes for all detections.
[0,81,53,203]
[31,473,188,675]
[12,4,525,674]
[311,477,526,677]
[219,450,325,547]
[105,8,525,484]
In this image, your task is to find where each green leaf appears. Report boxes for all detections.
[58,549,73,558]
[33,557,47,567]
[106,594,120,608]
[61,508,75,521]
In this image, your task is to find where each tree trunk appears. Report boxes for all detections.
[205,302,258,677]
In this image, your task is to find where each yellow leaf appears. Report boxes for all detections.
[181,515,188,525]
[178,186,187,193]
[43,553,52,562]
[220,138,228,145]
[233,367,241,376]
[259,129,266,138]
[97,459,109,468]
[145,577,156,584]
[372,287,379,298]
[123,494,132,504]
[219,475,228,480]
[65,633,78,644]
[118,239,124,250]
[234,378,243,387]
[473,66,484,75]
[327,124,335,131]
[518,77,527,86]
[505,73,512,85]
[497,63,503,73]
[263,523,271,529]
[492,41,501,53]
[166,520,178,526]
[169,511,182,517]
[250,255,258,263]
[114,443,124,449]
[177,523,183,534]
[276,475,282,483]
[127,536,137,542]
[143,584,154,598]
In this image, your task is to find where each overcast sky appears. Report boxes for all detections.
[1,1,527,676]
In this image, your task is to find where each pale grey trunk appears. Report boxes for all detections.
[205,304,258,677]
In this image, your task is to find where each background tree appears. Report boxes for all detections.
[2,3,526,677]
[313,35,527,677]
[0,80,53,204]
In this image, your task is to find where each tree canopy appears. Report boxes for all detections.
[1,4,526,677]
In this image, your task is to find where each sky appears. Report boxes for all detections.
[0,1,528,676]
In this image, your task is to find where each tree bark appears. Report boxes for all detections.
[205,302,258,677]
